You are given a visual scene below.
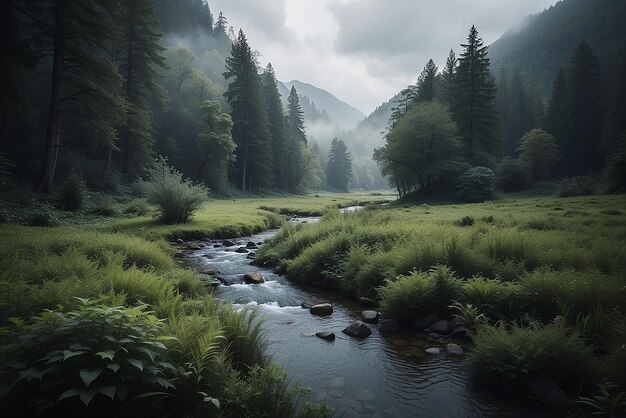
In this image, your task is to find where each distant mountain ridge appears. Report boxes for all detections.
[278,80,366,130]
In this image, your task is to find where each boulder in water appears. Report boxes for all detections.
[361,310,380,323]
[235,247,249,253]
[315,332,335,341]
[446,343,464,356]
[342,321,371,338]
[243,272,264,284]
[310,303,333,316]
[358,297,377,308]
[247,252,256,259]
[199,268,220,276]
[222,240,236,247]
[246,241,258,249]
[425,347,442,354]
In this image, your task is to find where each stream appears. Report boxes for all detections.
[182,208,550,417]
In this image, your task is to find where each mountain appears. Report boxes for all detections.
[488,0,626,93]
[278,80,366,130]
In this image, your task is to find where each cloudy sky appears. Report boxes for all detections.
[210,0,558,115]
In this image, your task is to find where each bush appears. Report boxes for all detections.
[24,210,59,227]
[144,157,208,224]
[90,196,119,217]
[557,176,595,197]
[123,199,150,216]
[455,215,474,227]
[469,321,593,385]
[58,170,88,211]
[0,299,176,416]
[497,158,529,192]
[456,166,496,202]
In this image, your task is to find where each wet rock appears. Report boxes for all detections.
[174,251,184,258]
[222,240,236,247]
[378,319,399,333]
[430,320,451,334]
[235,247,249,253]
[315,332,335,341]
[524,376,572,409]
[342,321,372,338]
[301,301,314,309]
[354,388,376,402]
[188,243,203,250]
[425,347,442,354]
[446,343,464,356]
[247,252,256,259]
[176,238,184,244]
[358,297,377,308]
[246,241,258,249]
[257,241,263,246]
[414,313,439,330]
[218,276,243,286]
[199,268,220,276]
[213,244,221,248]
[361,310,380,323]
[310,303,333,316]
[450,325,470,339]
[428,332,440,339]
[243,272,264,284]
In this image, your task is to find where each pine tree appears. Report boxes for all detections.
[327,137,352,192]
[545,68,568,144]
[223,30,273,192]
[116,0,167,178]
[495,68,510,155]
[34,0,126,192]
[415,59,438,103]
[261,63,287,191]
[438,50,457,105]
[452,25,499,166]
[285,85,307,190]
[197,100,235,194]
[564,41,603,175]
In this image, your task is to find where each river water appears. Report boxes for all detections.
[183,209,550,417]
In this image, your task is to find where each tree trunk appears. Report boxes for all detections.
[34,0,65,192]
[240,141,248,192]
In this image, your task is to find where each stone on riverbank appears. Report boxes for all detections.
[358,297,377,308]
[446,343,464,356]
[414,313,439,330]
[235,247,249,253]
[243,272,264,284]
[310,303,333,316]
[425,347,442,354]
[430,320,451,334]
[246,241,258,249]
[342,321,372,338]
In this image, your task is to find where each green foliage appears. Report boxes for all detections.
[469,321,593,385]
[577,380,626,418]
[24,210,59,227]
[58,170,88,211]
[380,266,462,323]
[144,157,208,224]
[0,299,176,416]
[326,137,352,192]
[91,196,119,217]
[455,215,474,227]
[557,176,596,197]
[497,157,530,192]
[374,100,463,196]
[516,129,560,180]
[123,199,150,216]
[456,166,496,202]
[449,301,487,330]
[463,276,526,319]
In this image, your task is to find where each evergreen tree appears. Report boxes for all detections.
[495,68,510,155]
[415,59,438,103]
[34,0,126,192]
[452,25,499,166]
[197,100,235,194]
[223,30,273,192]
[327,137,352,192]
[213,11,230,47]
[544,68,568,145]
[116,0,167,178]
[261,63,288,191]
[438,50,457,105]
[285,86,307,190]
[601,53,626,156]
[563,41,603,175]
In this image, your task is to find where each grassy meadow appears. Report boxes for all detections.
[255,194,626,392]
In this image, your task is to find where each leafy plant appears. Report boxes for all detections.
[58,170,88,211]
[456,166,496,202]
[557,176,595,197]
[449,301,486,330]
[577,380,626,417]
[0,299,176,416]
[497,157,529,192]
[143,156,208,224]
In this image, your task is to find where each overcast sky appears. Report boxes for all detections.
[210,0,559,115]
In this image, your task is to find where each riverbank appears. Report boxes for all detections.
[255,194,626,413]
[0,193,396,417]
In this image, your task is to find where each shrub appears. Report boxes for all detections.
[0,299,176,416]
[58,170,88,211]
[469,321,592,385]
[497,158,529,192]
[91,196,119,217]
[557,176,595,197]
[144,157,208,224]
[24,210,59,227]
[455,215,474,227]
[123,199,150,216]
[456,166,496,202]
